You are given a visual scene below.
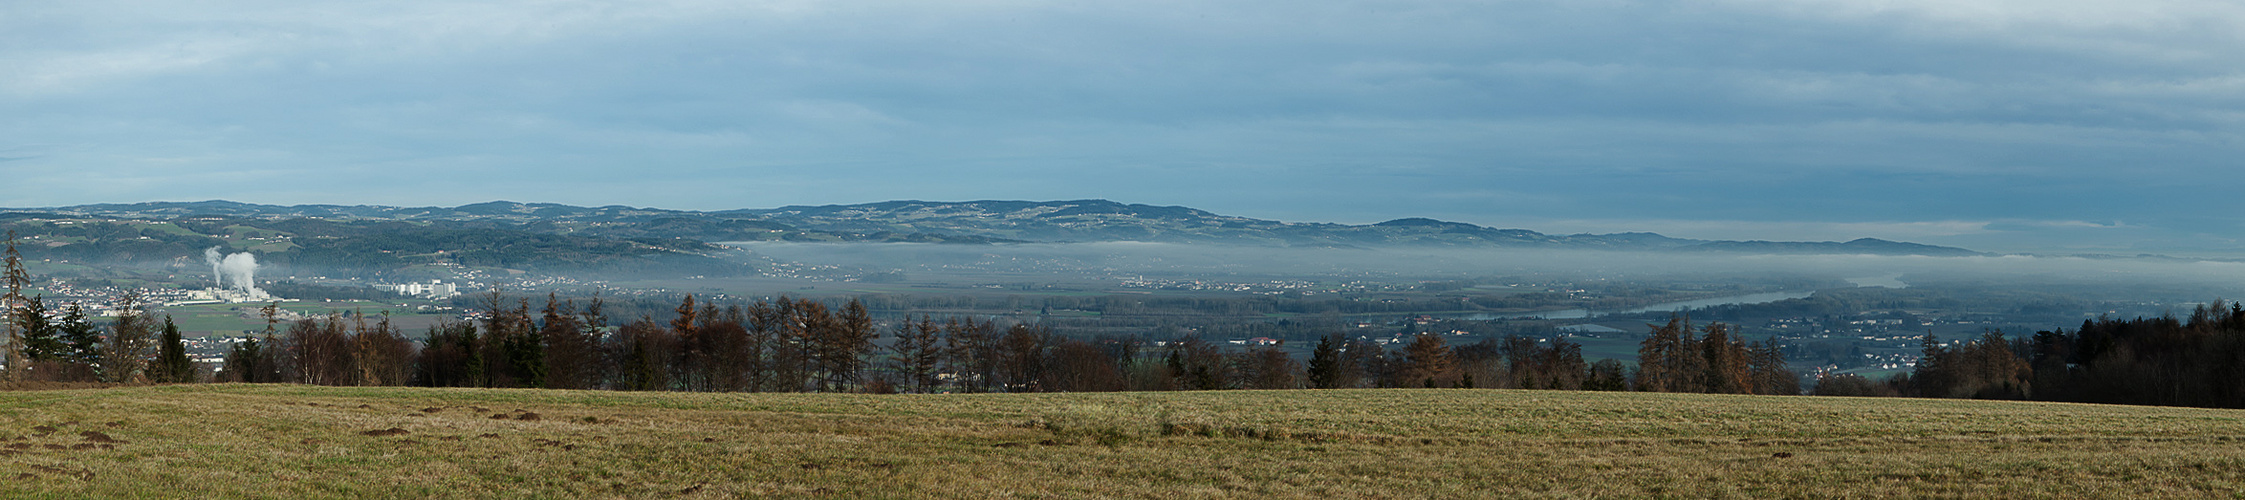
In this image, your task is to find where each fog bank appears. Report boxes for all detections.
[722,242,2245,292]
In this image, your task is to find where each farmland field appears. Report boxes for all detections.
[4,385,2243,498]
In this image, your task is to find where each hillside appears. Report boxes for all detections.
[726,199,1985,254]
[0,209,1003,278]
[17,199,1985,256]
[0,216,758,279]
[2,385,2239,497]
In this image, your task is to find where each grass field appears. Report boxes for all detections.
[5,386,2245,498]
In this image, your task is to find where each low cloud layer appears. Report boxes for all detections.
[731,241,2245,296]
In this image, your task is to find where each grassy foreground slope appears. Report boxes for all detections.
[4,386,2244,498]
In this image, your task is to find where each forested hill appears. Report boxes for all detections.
[0,215,759,279]
[728,200,1982,255]
[14,199,1982,256]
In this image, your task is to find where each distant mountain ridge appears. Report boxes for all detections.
[11,199,1985,256]
[34,200,691,222]
[720,199,1983,256]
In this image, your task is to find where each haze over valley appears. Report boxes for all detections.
[9,1,2245,495]
[2,198,2232,387]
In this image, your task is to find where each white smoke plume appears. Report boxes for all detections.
[205,247,262,296]
[203,247,225,289]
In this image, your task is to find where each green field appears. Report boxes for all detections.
[5,386,2244,497]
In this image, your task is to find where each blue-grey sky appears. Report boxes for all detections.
[4,1,2242,254]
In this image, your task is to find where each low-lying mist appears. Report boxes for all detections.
[724,241,2245,294]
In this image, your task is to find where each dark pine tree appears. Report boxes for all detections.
[14,296,60,361]
[155,316,195,383]
[225,336,263,383]
[57,303,103,369]
[1306,334,1342,389]
[1584,359,1629,391]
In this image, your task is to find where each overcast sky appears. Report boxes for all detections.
[4,1,2242,254]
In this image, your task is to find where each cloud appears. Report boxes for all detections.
[3,1,2243,252]
[1982,220,2132,231]
[731,240,2245,295]
[1529,219,1998,243]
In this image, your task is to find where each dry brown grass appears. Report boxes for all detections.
[4,385,2244,498]
[0,381,126,392]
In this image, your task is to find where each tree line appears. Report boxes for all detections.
[213,291,1641,393]
[0,233,1794,399]
[4,232,194,384]
[0,222,1789,395]
[5,295,198,385]
[5,279,1701,396]
[1812,302,2245,409]
[1633,317,1801,395]
[43,285,2245,411]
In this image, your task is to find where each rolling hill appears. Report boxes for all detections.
[16,199,1985,256]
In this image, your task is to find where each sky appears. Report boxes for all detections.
[3,1,2243,255]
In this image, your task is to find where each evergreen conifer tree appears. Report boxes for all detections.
[14,296,59,361]
[225,336,263,383]
[1306,334,1342,389]
[502,298,545,388]
[57,303,101,368]
[156,316,194,383]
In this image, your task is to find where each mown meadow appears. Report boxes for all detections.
[4,385,2244,498]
